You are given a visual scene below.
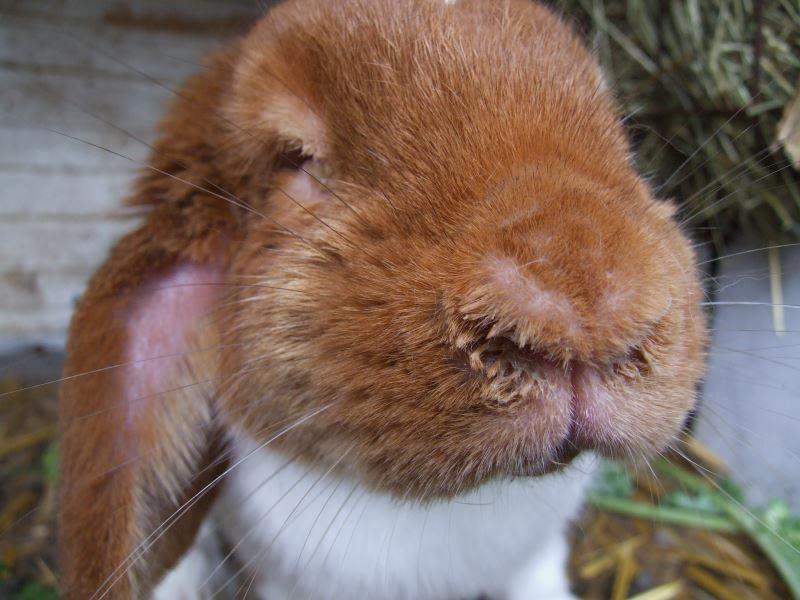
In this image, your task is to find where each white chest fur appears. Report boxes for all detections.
[199,432,597,600]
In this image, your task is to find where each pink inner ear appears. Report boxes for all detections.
[123,262,222,426]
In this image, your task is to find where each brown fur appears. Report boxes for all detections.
[58,1,707,597]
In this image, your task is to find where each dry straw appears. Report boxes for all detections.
[557,0,800,248]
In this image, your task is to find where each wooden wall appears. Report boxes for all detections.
[0,0,261,348]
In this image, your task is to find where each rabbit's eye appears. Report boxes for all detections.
[275,147,311,171]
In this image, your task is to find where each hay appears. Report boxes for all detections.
[555,0,800,248]
[0,375,58,599]
[571,438,798,599]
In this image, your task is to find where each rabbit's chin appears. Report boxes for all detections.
[197,430,596,600]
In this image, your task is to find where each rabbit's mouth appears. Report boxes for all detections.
[466,342,687,479]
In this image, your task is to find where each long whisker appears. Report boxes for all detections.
[710,343,800,375]
[285,477,353,598]
[91,403,333,600]
[680,144,772,208]
[659,99,757,192]
[56,27,374,227]
[666,122,760,194]
[69,96,384,265]
[670,443,800,558]
[308,485,367,597]
[700,400,800,464]
[0,342,244,400]
[200,451,314,590]
[702,301,800,310]
[223,445,355,599]
[43,127,327,257]
[683,165,795,225]
[58,405,323,540]
[699,242,800,266]
[271,187,382,263]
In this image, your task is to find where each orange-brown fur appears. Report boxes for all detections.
[58,0,707,597]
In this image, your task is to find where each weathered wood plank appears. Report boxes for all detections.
[0,221,137,271]
[0,0,261,344]
[0,127,147,168]
[0,172,137,216]
[0,15,240,82]
[0,71,176,136]
[6,0,259,24]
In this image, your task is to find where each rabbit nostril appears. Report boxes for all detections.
[466,326,567,387]
[618,341,655,378]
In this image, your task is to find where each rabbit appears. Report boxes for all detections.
[57,0,707,598]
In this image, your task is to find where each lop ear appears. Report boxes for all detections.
[57,49,244,596]
[57,199,237,599]
[58,9,331,596]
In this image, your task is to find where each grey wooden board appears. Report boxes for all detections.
[696,236,800,509]
[0,0,262,343]
[6,0,259,21]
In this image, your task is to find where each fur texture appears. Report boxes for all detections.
[58,0,707,597]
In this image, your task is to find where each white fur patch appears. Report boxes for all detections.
[153,522,222,600]
[208,432,596,599]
